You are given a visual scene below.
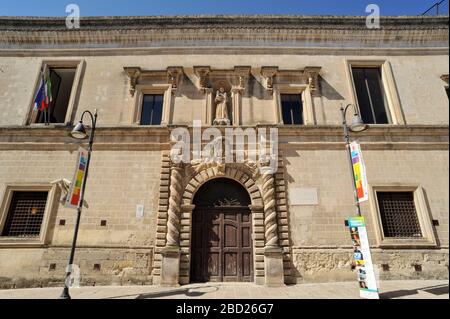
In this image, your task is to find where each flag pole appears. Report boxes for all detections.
[44,66,49,126]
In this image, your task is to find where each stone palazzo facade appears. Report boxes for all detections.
[0,16,448,288]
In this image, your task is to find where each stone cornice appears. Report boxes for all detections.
[0,16,448,51]
[0,47,447,57]
[0,16,448,31]
[0,125,447,151]
[0,124,447,135]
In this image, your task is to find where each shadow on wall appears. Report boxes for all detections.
[318,75,345,101]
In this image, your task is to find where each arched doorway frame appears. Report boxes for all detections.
[179,165,265,285]
[191,177,252,282]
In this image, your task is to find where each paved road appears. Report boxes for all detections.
[0,280,448,299]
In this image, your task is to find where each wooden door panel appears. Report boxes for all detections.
[208,223,220,247]
[224,224,238,248]
[224,253,238,276]
[242,252,251,277]
[242,226,251,248]
[191,207,253,282]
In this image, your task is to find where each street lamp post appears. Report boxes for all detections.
[340,104,368,217]
[60,109,98,299]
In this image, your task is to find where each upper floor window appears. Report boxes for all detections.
[351,67,390,124]
[33,67,76,124]
[280,94,303,125]
[27,60,84,126]
[140,94,164,125]
[1,191,48,238]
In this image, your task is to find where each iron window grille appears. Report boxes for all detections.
[377,192,422,238]
[1,191,48,237]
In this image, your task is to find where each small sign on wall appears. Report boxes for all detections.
[289,188,319,206]
[136,204,144,219]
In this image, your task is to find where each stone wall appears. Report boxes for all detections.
[0,247,153,289]
[0,54,448,127]
[0,16,448,287]
[291,248,448,283]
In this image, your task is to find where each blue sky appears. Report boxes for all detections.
[0,0,447,16]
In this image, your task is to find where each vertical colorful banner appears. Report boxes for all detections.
[65,147,88,209]
[348,216,379,299]
[350,141,369,203]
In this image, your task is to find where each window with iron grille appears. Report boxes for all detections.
[1,191,48,237]
[377,192,422,238]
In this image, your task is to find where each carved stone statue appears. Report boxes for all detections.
[213,87,230,125]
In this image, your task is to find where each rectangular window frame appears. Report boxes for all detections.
[345,60,405,125]
[280,93,304,125]
[132,84,172,126]
[25,60,85,126]
[273,84,315,125]
[368,184,437,248]
[0,184,58,247]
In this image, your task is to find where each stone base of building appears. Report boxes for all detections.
[0,247,448,288]
[291,248,449,283]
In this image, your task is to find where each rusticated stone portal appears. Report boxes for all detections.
[152,156,295,286]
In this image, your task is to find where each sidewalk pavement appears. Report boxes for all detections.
[0,280,448,299]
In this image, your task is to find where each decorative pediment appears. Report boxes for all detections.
[261,66,322,93]
[261,66,279,92]
[303,66,321,92]
[123,67,141,97]
[194,66,252,93]
[124,66,184,96]
[167,66,184,90]
[193,66,211,92]
[233,66,251,91]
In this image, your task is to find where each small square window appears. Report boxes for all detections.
[377,192,422,238]
[140,94,164,125]
[280,94,303,125]
[1,191,48,238]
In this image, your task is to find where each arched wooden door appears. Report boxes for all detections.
[191,178,253,282]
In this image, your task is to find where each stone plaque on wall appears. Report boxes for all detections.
[289,188,319,206]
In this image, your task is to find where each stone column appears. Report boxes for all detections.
[161,86,172,126]
[205,88,213,125]
[179,204,195,285]
[261,163,285,286]
[231,88,242,126]
[161,162,184,286]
